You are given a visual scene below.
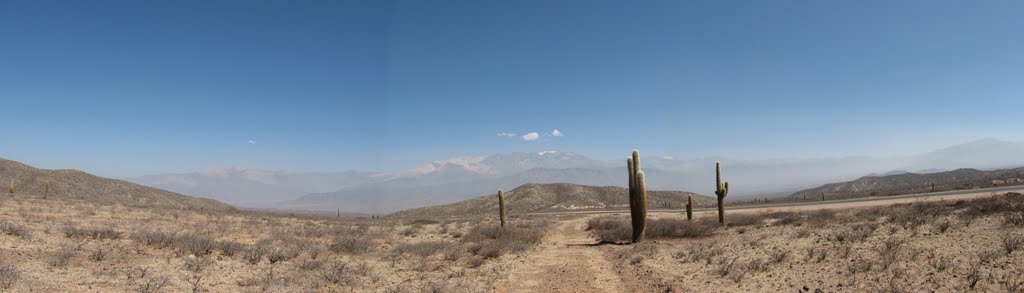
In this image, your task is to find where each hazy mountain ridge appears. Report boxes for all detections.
[0,158,233,211]
[130,138,1024,213]
[129,167,379,206]
[388,183,716,219]
[789,167,1024,200]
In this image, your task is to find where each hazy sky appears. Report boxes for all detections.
[2,1,1023,177]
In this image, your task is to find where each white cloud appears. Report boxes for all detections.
[248,139,256,145]
[497,132,517,137]
[522,132,540,141]
[551,129,563,137]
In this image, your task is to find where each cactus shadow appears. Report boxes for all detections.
[569,240,631,247]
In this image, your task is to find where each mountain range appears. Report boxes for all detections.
[0,158,233,212]
[126,138,1024,213]
[789,167,1024,200]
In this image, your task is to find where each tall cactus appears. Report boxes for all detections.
[715,162,729,224]
[498,189,506,227]
[686,195,693,220]
[44,182,49,200]
[8,180,12,194]
[627,149,647,243]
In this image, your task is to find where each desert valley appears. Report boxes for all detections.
[3,1,1022,292]
[2,154,1024,292]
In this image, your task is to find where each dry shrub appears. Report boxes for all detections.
[328,234,373,255]
[463,221,549,259]
[767,211,803,226]
[465,255,485,268]
[1002,233,1023,255]
[768,249,789,264]
[407,219,440,225]
[586,216,630,243]
[935,219,953,234]
[392,241,450,258]
[966,263,982,289]
[49,247,76,267]
[216,240,244,257]
[398,227,419,237]
[726,213,764,227]
[267,247,300,264]
[64,226,121,240]
[242,246,265,264]
[805,209,837,227]
[296,259,324,271]
[876,237,905,270]
[0,263,20,289]
[847,257,872,275]
[137,276,171,293]
[176,233,215,256]
[89,247,109,261]
[0,222,30,239]
[648,218,720,239]
[683,243,724,265]
[587,216,719,243]
[183,257,213,273]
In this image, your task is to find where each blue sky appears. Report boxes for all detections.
[1,0,1023,178]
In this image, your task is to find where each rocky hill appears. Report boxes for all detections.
[0,158,234,212]
[389,183,714,219]
[788,167,1024,200]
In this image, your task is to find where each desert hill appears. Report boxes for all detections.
[0,158,234,211]
[789,166,1024,200]
[389,183,714,218]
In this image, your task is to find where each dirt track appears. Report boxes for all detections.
[495,217,626,292]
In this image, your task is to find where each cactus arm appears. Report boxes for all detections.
[633,170,647,243]
[498,189,506,227]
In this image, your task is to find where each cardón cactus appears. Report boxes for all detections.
[715,162,729,224]
[498,189,506,227]
[627,150,647,243]
[686,195,693,220]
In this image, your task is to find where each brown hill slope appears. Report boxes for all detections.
[789,167,1024,200]
[389,183,715,218]
[0,158,234,211]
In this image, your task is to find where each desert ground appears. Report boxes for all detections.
[2,190,1023,292]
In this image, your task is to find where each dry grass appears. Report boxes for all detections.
[0,194,550,292]
[597,192,1024,292]
[586,216,719,243]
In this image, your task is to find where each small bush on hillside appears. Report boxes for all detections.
[217,240,244,256]
[64,226,121,240]
[462,221,549,259]
[329,234,373,255]
[0,222,29,239]
[0,263,20,289]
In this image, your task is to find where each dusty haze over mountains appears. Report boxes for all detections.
[127,138,1024,213]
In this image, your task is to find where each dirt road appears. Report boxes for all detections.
[495,217,625,292]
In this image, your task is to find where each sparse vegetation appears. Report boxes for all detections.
[1,174,1023,292]
[1002,233,1023,255]
[0,222,29,238]
[0,263,19,289]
